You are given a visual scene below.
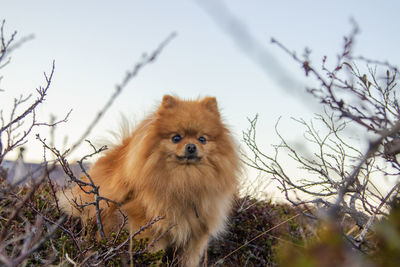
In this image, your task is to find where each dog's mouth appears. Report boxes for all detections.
[176,155,202,163]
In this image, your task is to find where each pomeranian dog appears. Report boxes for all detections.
[58,95,240,266]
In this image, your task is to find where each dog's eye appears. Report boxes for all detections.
[198,136,206,144]
[171,134,182,144]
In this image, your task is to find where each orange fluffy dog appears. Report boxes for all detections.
[58,95,240,266]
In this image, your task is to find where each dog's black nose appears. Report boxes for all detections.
[185,144,197,156]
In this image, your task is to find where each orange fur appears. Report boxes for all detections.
[57,95,240,266]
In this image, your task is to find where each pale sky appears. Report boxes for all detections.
[1,1,400,196]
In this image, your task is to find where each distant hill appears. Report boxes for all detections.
[1,159,89,187]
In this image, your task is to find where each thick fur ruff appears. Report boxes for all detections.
[57,95,240,266]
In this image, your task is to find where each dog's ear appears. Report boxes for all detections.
[161,95,178,109]
[201,97,219,113]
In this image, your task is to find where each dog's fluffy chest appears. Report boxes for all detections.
[151,193,231,246]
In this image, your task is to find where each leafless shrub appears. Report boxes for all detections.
[0,20,70,266]
[243,23,400,250]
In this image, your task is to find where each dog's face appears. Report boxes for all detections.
[167,132,207,164]
[153,95,225,166]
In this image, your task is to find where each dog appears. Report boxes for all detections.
[58,95,240,266]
